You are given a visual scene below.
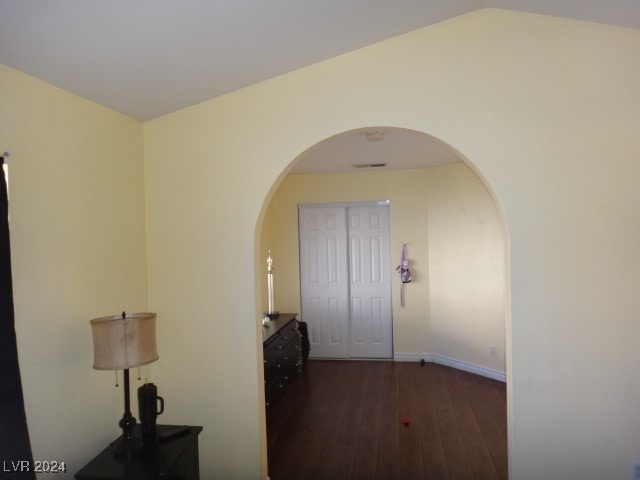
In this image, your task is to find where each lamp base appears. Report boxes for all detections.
[113,369,143,459]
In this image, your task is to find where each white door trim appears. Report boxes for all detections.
[298,200,390,209]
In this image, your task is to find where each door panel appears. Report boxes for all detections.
[299,207,349,358]
[348,206,392,358]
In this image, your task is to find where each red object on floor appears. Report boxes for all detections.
[402,417,410,426]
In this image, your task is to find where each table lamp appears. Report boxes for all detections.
[90,312,158,455]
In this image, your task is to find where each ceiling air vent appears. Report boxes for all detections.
[351,163,388,169]
[365,130,385,141]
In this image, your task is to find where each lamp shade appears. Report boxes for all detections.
[90,312,158,370]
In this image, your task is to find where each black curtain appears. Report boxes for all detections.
[0,157,35,479]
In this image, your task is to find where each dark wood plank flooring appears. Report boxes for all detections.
[267,360,507,480]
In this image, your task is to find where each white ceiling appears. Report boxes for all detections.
[291,128,461,174]
[1,1,638,174]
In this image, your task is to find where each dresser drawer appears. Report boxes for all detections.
[264,321,299,367]
[264,336,299,378]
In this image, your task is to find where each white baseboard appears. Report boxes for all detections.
[393,353,506,383]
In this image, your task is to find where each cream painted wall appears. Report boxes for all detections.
[0,64,149,473]
[144,9,640,480]
[426,163,505,371]
[261,163,505,373]
[3,6,637,480]
[265,168,432,356]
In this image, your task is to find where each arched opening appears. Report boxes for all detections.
[255,127,511,478]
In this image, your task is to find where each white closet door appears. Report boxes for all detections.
[298,206,349,358]
[348,205,392,358]
[299,203,392,359]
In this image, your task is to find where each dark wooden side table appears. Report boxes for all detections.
[74,424,203,480]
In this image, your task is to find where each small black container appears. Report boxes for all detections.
[137,383,164,439]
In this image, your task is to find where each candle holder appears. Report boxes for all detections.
[265,251,279,319]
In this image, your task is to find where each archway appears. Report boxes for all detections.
[254,127,511,478]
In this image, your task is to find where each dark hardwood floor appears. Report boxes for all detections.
[267,360,507,480]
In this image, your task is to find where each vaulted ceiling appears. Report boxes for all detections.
[1,1,637,174]
[1,1,638,122]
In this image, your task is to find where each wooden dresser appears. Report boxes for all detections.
[262,313,301,408]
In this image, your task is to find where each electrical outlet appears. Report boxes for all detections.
[490,346,497,357]
[631,461,640,480]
